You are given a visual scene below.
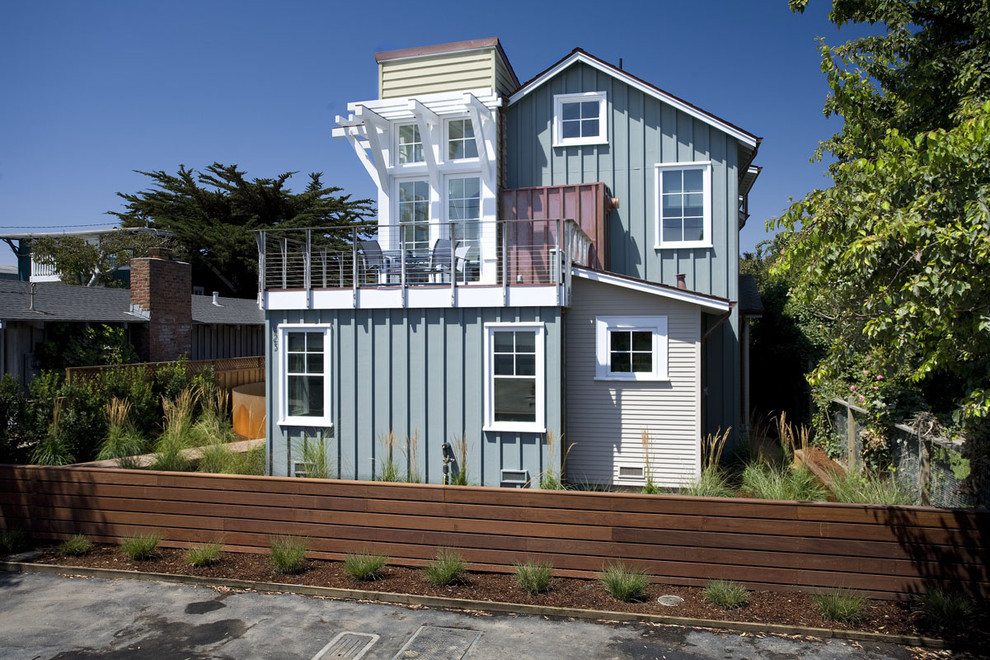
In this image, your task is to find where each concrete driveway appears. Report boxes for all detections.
[0,571,920,659]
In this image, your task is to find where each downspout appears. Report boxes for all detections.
[700,305,734,342]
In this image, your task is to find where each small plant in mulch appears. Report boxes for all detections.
[58,535,94,557]
[342,552,388,581]
[186,541,223,567]
[0,529,31,555]
[703,579,749,610]
[120,533,162,561]
[269,536,307,574]
[598,562,650,602]
[423,549,467,586]
[812,588,865,622]
[914,588,976,632]
[514,560,554,595]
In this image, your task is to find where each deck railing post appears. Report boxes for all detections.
[450,220,456,306]
[501,219,508,305]
[352,227,358,308]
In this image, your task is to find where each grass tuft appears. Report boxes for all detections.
[269,535,307,574]
[0,529,31,555]
[828,468,914,505]
[914,588,975,631]
[703,579,749,609]
[514,560,554,595]
[741,463,826,501]
[342,552,388,581]
[423,549,467,586]
[58,534,93,557]
[186,541,223,567]
[598,562,650,602]
[685,468,736,498]
[812,589,865,622]
[120,533,161,561]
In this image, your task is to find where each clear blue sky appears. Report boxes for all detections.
[0,0,871,267]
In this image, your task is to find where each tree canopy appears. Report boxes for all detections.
[110,163,374,297]
[774,1,990,430]
[31,229,172,287]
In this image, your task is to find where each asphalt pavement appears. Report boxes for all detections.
[0,571,922,659]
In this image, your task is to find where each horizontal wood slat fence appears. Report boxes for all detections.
[1,465,986,600]
[65,357,264,391]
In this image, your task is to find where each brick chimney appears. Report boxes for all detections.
[130,251,192,362]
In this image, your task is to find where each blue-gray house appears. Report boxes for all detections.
[258,39,761,488]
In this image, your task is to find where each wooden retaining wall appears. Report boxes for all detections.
[1,465,986,600]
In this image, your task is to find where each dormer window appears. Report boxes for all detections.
[655,162,713,249]
[553,92,607,146]
[448,119,478,160]
[397,124,424,164]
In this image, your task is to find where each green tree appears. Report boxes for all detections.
[774,2,990,436]
[110,163,374,297]
[31,229,172,287]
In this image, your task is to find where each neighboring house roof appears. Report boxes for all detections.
[573,267,731,313]
[738,274,764,317]
[508,48,761,149]
[191,294,264,325]
[0,281,262,325]
[0,281,138,323]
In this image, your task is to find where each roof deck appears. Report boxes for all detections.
[258,219,592,310]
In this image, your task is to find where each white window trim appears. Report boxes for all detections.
[483,322,546,433]
[654,161,713,249]
[553,91,608,147]
[595,316,668,381]
[278,323,333,427]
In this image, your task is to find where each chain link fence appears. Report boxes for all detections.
[830,398,980,509]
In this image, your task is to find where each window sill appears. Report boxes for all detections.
[553,138,608,148]
[594,375,669,383]
[655,242,713,250]
[483,424,547,434]
[278,419,334,429]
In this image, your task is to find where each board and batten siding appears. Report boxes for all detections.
[265,306,562,487]
[380,49,499,99]
[506,60,741,436]
[564,278,701,487]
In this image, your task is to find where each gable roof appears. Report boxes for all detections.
[508,49,760,149]
[572,267,731,313]
[0,281,262,325]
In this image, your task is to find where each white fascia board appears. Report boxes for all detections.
[573,268,731,312]
[508,52,758,148]
[346,88,501,121]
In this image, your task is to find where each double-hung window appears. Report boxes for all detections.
[655,162,712,248]
[398,180,430,251]
[280,325,331,425]
[553,92,607,146]
[447,118,478,160]
[484,323,545,432]
[397,124,424,164]
[595,316,668,381]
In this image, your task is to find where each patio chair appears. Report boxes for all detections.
[359,240,398,284]
[429,239,472,283]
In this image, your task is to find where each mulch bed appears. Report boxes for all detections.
[20,544,988,646]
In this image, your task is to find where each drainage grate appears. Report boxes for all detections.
[393,626,482,660]
[312,631,379,660]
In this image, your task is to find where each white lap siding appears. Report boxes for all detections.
[564,278,701,487]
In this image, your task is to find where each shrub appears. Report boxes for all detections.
[423,549,466,586]
[812,589,865,622]
[186,542,223,567]
[121,533,161,561]
[342,552,388,581]
[0,529,31,554]
[704,579,749,609]
[598,562,650,602]
[514,560,554,595]
[740,463,826,501]
[58,535,94,557]
[914,588,975,631]
[269,536,307,574]
[685,468,736,498]
[0,374,31,464]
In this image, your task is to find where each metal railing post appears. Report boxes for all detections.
[304,229,312,301]
[450,220,456,306]
[352,227,358,308]
[281,237,288,289]
[256,230,266,298]
[501,219,508,305]
[400,225,407,307]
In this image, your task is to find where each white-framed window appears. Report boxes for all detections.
[655,162,712,248]
[397,179,430,251]
[279,324,332,426]
[397,124,424,164]
[553,91,608,146]
[446,175,481,255]
[595,316,668,381]
[484,323,545,432]
[447,118,478,160]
